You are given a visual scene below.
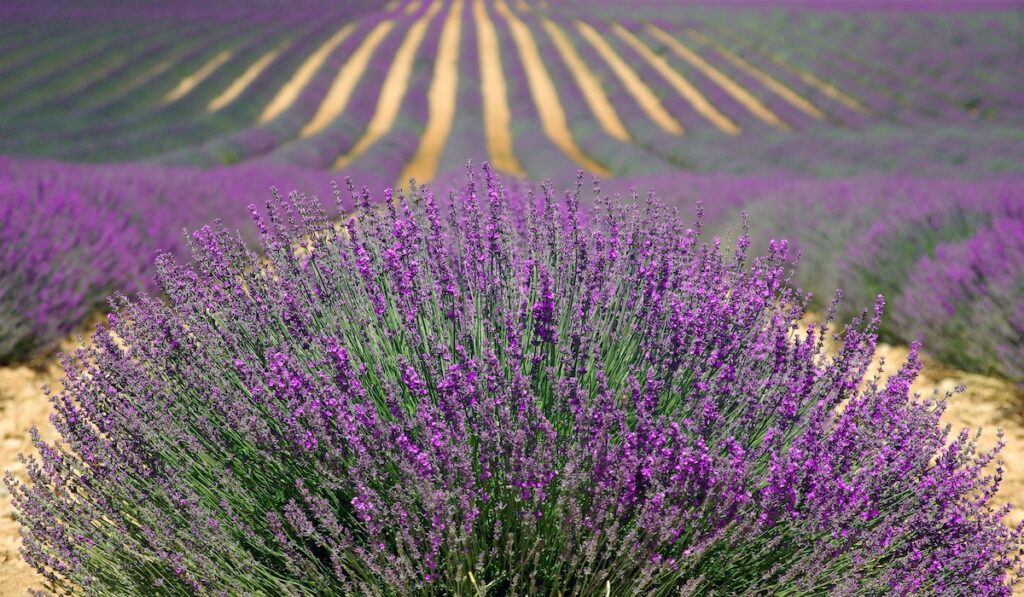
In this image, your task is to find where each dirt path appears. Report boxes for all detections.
[0,362,61,595]
[259,24,357,124]
[333,0,444,170]
[474,0,525,175]
[575,19,684,136]
[400,0,465,185]
[495,0,611,177]
[300,19,397,139]
[1,337,1021,595]
[541,17,632,144]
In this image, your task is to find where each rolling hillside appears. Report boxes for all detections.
[1,0,1020,185]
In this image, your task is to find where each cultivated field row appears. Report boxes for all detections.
[2,0,1018,185]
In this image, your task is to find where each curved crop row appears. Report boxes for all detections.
[5,3,1019,182]
[644,173,1024,382]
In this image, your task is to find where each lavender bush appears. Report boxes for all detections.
[9,167,1022,594]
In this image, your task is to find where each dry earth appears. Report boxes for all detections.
[0,331,1021,595]
[0,360,62,595]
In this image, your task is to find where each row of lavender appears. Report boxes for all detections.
[167,1,1024,181]
[562,2,1024,125]
[0,1,381,161]
[580,171,1024,383]
[0,157,386,364]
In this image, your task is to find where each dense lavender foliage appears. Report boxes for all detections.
[603,172,1024,382]
[749,177,1024,382]
[0,158,347,363]
[9,168,1022,594]
[0,171,146,361]
[894,212,1024,381]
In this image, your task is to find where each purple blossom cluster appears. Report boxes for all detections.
[9,167,1022,594]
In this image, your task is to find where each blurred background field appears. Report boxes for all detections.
[0,0,1022,593]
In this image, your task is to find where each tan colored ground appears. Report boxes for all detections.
[0,360,61,596]
[575,20,683,136]
[259,23,356,124]
[334,1,444,170]
[0,335,1021,595]
[474,0,526,175]
[300,20,396,139]
[495,0,611,177]
[400,0,465,186]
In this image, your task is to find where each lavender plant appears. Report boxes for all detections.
[720,174,1024,381]
[9,166,1023,594]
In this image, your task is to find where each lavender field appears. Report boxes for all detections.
[1,0,1023,594]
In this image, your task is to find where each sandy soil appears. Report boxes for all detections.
[0,360,62,596]
[0,335,1021,595]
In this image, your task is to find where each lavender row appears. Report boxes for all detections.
[0,18,250,129]
[892,208,1024,380]
[343,2,444,186]
[266,5,425,170]
[0,158,370,364]
[434,0,490,177]
[511,4,677,176]
[162,6,396,168]
[14,20,298,162]
[0,18,266,157]
[602,171,1024,381]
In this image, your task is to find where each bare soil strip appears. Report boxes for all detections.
[575,20,684,136]
[300,20,397,138]
[335,2,444,168]
[259,23,357,124]
[399,0,465,185]
[334,1,444,170]
[405,0,424,15]
[162,50,233,104]
[646,24,789,131]
[208,41,289,112]
[473,0,525,176]
[683,28,828,122]
[612,23,740,135]
[541,17,631,143]
[708,25,874,117]
[494,1,611,176]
